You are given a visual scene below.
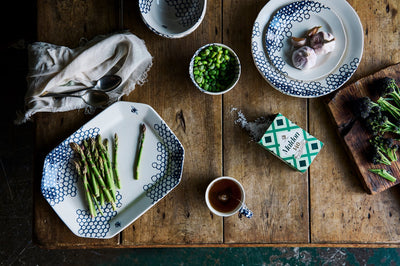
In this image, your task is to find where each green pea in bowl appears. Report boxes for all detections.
[189,43,241,95]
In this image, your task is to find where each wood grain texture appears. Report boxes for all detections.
[326,64,400,194]
[222,0,309,244]
[310,0,400,244]
[119,0,223,245]
[34,0,120,247]
[33,0,400,248]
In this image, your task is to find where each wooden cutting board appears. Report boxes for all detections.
[325,63,400,194]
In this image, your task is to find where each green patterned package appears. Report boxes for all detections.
[258,113,323,172]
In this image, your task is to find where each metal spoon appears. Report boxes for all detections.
[41,90,110,107]
[41,75,122,96]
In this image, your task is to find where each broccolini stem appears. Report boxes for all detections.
[376,150,392,165]
[377,97,400,120]
[368,168,397,182]
[389,92,400,109]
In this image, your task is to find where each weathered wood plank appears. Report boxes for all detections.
[222,0,309,244]
[120,0,223,245]
[33,0,400,248]
[310,0,400,244]
[34,0,120,248]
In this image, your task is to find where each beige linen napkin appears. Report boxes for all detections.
[16,32,152,124]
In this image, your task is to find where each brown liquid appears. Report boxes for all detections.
[208,179,242,213]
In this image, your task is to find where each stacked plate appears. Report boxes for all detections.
[251,0,363,98]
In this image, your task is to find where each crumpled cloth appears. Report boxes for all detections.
[16,32,152,124]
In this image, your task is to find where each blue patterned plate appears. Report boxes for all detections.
[266,1,346,81]
[251,0,363,98]
[41,102,185,239]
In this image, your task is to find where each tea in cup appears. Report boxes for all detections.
[205,176,252,218]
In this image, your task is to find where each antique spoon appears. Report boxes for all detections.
[41,75,122,96]
[40,75,121,107]
[41,90,111,107]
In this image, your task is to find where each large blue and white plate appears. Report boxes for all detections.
[251,0,363,98]
[41,101,185,239]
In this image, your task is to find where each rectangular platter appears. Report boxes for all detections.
[41,101,185,238]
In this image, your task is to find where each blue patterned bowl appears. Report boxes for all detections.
[139,0,207,38]
[189,43,241,95]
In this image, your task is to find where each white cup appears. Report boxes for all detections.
[205,176,252,218]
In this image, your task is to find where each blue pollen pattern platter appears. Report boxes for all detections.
[144,122,184,204]
[251,0,364,98]
[41,101,185,239]
[76,192,123,238]
[41,127,100,206]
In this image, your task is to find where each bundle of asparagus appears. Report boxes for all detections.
[70,134,120,218]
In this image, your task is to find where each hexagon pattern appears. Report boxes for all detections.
[143,122,184,204]
[41,127,100,206]
[76,192,122,238]
[252,28,359,97]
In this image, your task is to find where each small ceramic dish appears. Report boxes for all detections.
[139,0,207,38]
[189,43,241,95]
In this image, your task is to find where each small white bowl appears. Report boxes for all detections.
[189,43,241,95]
[139,0,207,39]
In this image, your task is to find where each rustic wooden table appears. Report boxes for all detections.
[33,0,400,248]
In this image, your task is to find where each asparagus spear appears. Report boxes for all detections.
[91,137,116,203]
[73,160,97,218]
[102,138,115,186]
[95,135,116,201]
[92,140,102,172]
[134,123,146,179]
[113,133,121,188]
[78,160,105,216]
[88,166,100,197]
[87,184,104,216]
[70,142,100,197]
[102,138,113,174]
[74,141,116,210]
[99,188,105,206]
